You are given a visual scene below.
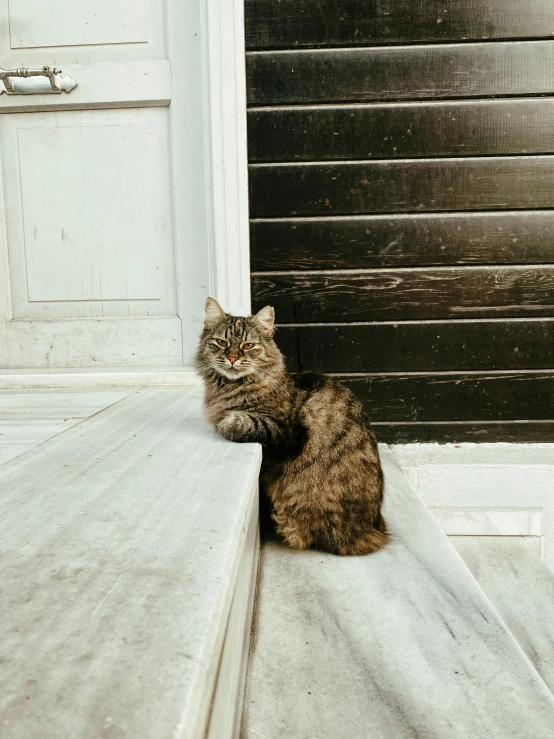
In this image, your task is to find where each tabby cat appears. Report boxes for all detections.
[195,298,387,556]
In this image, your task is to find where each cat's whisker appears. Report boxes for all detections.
[254,368,277,387]
[256,368,289,394]
[195,363,222,377]
[263,377,288,395]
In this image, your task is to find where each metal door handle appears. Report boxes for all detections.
[0,66,77,95]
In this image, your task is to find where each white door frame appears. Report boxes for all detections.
[0,0,251,386]
[200,0,251,318]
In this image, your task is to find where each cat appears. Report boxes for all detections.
[195,297,387,556]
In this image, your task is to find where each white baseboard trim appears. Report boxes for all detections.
[390,443,554,571]
[0,367,202,388]
[430,507,543,537]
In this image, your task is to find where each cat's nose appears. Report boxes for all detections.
[228,355,238,365]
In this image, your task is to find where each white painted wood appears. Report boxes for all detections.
[451,536,554,694]
[2,108,176,320]
[0,61,171,113]
[0,386,262,738]
[0,0,166,65]
[0,388,134,419]
[165,0,212,360]
[0,1,214,370]
[4,318,183,368]
[0,368,201,388]
[431,507,543,537]
[10,0,147,48]
[0,1,179,367]
[201,0,251,316]
[8,112,173,305]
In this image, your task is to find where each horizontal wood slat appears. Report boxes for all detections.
[246,42,554,105]
[249,157,554,217]
[373,422,554,443]
[251,267,554,322]
[337,372,554,421]
[273,321,554,373]
[248,99,554,162]
[245,0,554,49]
[250,212,554,270]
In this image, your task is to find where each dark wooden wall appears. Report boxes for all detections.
[245,1,554,443]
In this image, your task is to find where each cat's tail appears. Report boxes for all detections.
[287,508,389,556]
[374,509,387,534]
[352,525,389,556]
[336,512,389,556]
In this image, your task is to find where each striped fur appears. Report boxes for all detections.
[195,298,387,556]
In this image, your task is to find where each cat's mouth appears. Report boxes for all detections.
[216,363,254,380]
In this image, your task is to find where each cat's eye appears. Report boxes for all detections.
[242,342,255,351]
[215,339,228,347]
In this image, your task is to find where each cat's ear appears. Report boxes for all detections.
[204,297,226,329]
[253,305,275,337]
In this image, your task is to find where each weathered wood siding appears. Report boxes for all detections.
[245,2,554,442]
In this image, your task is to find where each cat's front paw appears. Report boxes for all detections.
[216,411,250,441]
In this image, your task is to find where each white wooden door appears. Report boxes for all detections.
[0,0,209,368]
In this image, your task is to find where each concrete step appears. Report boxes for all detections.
[0,386,261,739]
[392,442,554,570]
[241,446,554,739]
[452,535,554,695]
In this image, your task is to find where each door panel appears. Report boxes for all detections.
[4,318,183,368]
[20,123,161,302]
[9,0,148,49]
[1,0,165,63]
[3,109,176,314]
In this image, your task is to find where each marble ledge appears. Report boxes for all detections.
[452,535,554,696]
[0,386,262,739]
[392,442,554,468]
[0,367,202,388]
[242,446,554,739]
